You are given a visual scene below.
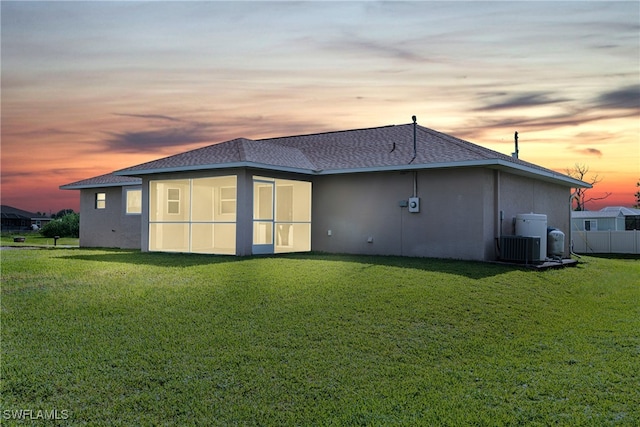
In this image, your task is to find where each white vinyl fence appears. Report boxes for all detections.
[572,230,640,254]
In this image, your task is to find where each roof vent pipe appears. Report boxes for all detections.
[410,115,417,163]
[512,131,519,159]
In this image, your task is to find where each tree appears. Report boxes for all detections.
[40,212,79,238]
[634,179,640,208]
[52,209,75,219]
[566,163,611,211]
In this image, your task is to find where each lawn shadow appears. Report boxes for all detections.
[59,249,531,280]
[575,253,639,260]
[58,248,247,268]
[279,252,530,280]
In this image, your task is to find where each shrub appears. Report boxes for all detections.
[40,212,79,238]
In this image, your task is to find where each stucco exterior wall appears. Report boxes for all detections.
[80,166,572,260]
[311,168,572,261]
[498,172,572,257]
[79,186,141,249]
[311,168,494,261]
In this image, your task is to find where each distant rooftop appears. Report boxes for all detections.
[573,206,640,218]
[600,206,640,215]
[1,205,49,219]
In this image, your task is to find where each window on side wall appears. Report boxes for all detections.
[584,220,597,231]
[126,189,142,214]
[96,192,106,209]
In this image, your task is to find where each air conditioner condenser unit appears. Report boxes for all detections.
[499,236,541,263]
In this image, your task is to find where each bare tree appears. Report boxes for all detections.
[565,163,611,211]
[634,179,640,208]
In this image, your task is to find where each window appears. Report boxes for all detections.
[167,188,181,214]
[96,193,106,209]
[584,220,597,231]
[126,189,142,214]
[220,187,236,215]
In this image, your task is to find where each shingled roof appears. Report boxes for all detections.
[111,123,586,188]
[58,123,588,190]
[60,172,141,190]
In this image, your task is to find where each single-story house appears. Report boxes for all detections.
[61,122,590,261]
[1,205,52,232]
[572,206,640,231]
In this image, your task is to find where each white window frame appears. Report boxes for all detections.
[219,186,237,215]
[96,192,106,209]
[584,220,597,231]
[167,188,181,215]
[125,188,142,215]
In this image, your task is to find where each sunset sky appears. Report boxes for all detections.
[2,1,638,214]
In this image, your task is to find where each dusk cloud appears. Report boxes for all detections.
[576,148,603,158]
[454,109,639,142]
[475,92,570,112]
[105,122,214,153]
[113,113,185,123]
[324,34,439,64]
[1,127,83,138]
[102,114,334,154]
[592,85,640,110]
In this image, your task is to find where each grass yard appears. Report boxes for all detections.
[1,249,638,426]
[0,233,79,248]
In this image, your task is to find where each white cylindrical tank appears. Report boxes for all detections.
[547,228,565,258]
[516,213,547,260]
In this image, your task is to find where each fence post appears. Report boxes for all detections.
[585,230,589,254]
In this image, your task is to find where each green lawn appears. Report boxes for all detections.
[0,233,78,248]
[1,249,638,426]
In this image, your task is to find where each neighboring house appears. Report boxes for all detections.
[61,122,590,261]
[0,205,51,231]
[572,206,640,231]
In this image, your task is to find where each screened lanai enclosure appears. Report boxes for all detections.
[253,176,312,254]
[148,175,311,255]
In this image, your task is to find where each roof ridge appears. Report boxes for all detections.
[236,138,247,161]
[257,124,396,141]
[112,137,254,174]
[242,138,319,170]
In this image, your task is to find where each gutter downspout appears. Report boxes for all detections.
[495,170,502,260]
